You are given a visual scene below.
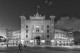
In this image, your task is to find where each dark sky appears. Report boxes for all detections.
[0,0,80,37]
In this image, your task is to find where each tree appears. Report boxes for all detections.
[73,31,80,45]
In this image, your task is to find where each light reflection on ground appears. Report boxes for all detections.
[0,45,80,53]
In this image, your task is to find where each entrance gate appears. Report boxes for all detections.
[35,36,41,45]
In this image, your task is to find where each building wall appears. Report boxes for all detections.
[20,13,74,46]
[20,13,55,45]
[12,30,21,40]
[29,20,46,40]
[6,30,21,45]
[54,29,74,46]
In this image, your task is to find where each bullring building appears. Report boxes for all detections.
[20,12,74,47]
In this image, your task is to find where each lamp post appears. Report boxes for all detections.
[5,28,9,47]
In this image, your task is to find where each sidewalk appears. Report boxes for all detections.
[0,44,18,48]
[72,45,80,48]
[26,45,80,49]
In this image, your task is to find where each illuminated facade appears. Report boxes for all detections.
[53,30,74,46]
[20,12,74,47]
[7,30,21,45]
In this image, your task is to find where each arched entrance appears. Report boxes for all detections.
[35,36,41,45]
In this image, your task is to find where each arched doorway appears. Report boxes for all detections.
[35,36,41,45]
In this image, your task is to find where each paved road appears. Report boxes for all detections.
[0,46,80,53]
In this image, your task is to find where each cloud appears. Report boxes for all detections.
[55,16,80,32]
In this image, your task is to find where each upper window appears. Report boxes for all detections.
[36,28,39,32]
[47,35,49,38]
[26,35,28,38]
[26,25,28,28]
[47,30,49,33]
[47,25,49,28]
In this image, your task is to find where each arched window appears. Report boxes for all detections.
[47,35,49,38]
[26,35,28,38]
[47,30,49,33]
[47,25,49,28]
[26,25,28,28]
[36,28,39,32]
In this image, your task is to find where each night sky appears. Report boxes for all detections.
[0,0,80,37]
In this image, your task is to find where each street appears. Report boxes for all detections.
[0,45,80,53]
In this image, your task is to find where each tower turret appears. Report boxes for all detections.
[20,16,26,21]
[50,15,56,20]
[30,11,45,20]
